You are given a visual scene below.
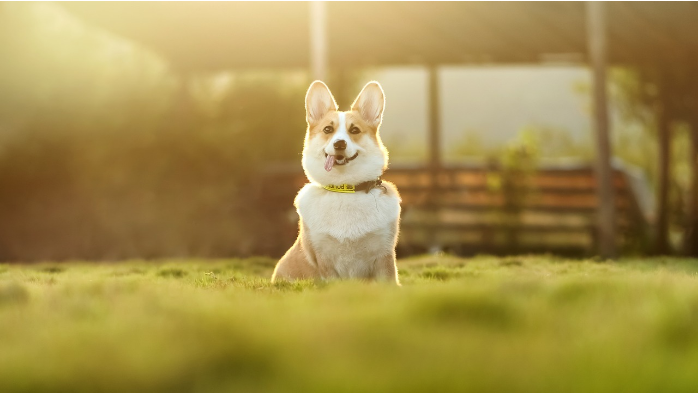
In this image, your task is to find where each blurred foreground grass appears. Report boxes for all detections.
[2,255,698,391]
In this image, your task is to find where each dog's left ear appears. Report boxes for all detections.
[351,81,385,128]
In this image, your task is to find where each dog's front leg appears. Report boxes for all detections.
[316,259,341,281]
[373,254,400,285]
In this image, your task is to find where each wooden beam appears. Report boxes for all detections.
[655,73,672,255]
[309,1,327,81]
[427,65,442,252]
[587,1,617,258]
[428,65,442,186]
[684,121,698,256]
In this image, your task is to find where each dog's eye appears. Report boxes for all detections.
[349,127,361,134]
[323,126,334,134]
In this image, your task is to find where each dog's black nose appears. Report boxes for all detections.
[333,140,347,150]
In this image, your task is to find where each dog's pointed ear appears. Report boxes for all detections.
[305,80,338,126]
[351,81,385,128]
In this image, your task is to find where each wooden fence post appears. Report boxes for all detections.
[428,65,442,252]
[655,74,672,255]
[684,118,698,256]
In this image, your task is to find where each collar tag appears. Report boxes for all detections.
[323,184,356,193]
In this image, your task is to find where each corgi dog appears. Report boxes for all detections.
[271,81,401,285]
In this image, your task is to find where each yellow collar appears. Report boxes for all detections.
[322,178,384,194]
[322,184,357,193]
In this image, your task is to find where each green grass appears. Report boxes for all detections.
[2,255,698,391]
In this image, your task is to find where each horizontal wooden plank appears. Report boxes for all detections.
[383,172,629,190]
[403,204,630,215]
[396,185,630,195]
[401,222,594,233]
[401,210,632,228]
[399,193,632,210]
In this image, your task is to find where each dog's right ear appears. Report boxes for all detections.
[305,80,338,126]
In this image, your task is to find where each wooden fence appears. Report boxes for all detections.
[259,162,651,257]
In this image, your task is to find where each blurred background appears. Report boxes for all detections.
[0,2,696,262]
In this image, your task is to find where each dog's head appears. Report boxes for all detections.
[302,81,388,186]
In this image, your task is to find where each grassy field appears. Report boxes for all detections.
[2,255,698,392]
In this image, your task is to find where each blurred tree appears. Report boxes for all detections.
[611,66,698,256]
[486,129,540,252]
[0,3,310,261]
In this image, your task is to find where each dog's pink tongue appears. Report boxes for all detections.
[324,155,335,172]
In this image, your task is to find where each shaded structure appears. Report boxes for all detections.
[60,2,698,70]
[61,1,698,256]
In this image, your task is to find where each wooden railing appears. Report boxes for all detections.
[258,163,651,256]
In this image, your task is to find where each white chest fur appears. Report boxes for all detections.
[295,184,400,278]
[296,184,399,241]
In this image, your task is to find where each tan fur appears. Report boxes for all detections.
[272,237,312,280]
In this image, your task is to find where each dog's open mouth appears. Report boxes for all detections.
[324,152,359,171]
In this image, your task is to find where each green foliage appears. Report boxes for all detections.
[608,68,659,125]
[607,67,698,251]
[1,256,698,391]
[446,129,490,159]
[486,130,540,248]
[0,73,306,260]
[449,125,594,162]
[0,3,308,261]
